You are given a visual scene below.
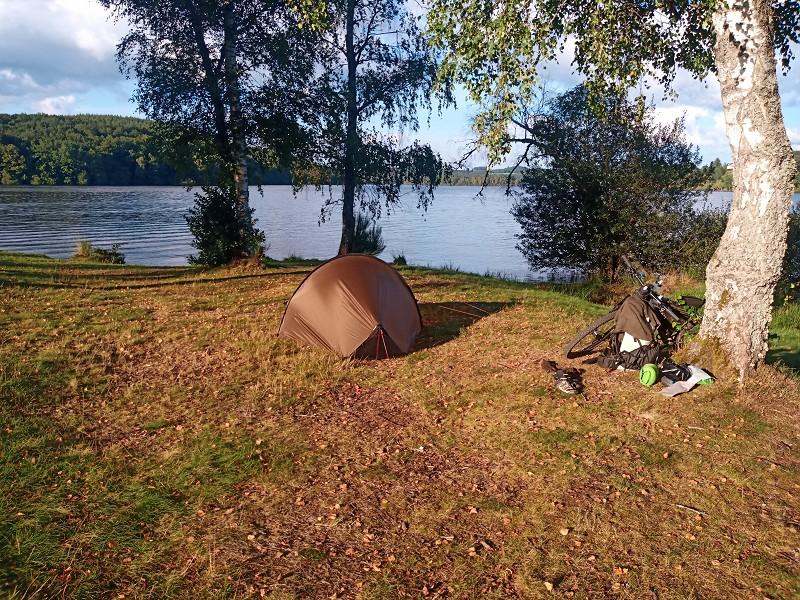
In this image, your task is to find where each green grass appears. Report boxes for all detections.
[0,251,798,599]
[262,254,324,267]
[769,303,800,369]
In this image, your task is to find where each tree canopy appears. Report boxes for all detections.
[293,0,451,253]
[100,0,320,262]
[101,0,314,175]
[427,0,800,163]
[429,0,800,377]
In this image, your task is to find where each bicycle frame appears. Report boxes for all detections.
[619,255,700,347]
[564,257,705,359]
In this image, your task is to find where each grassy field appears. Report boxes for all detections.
[1,251,798,599]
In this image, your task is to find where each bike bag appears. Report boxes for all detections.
[597,343,668,371]
[613,295,660,342]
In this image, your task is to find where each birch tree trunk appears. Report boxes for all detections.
[338,0,358,255]
[223,0,252,251]
[700,0,796,378]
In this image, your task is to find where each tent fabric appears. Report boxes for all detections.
[278,254,422,358]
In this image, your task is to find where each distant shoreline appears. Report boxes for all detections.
[0,182,523,189]
[10,184,798,192]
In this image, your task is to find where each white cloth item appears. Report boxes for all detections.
[660,365,713,397]
[616,333,651,371]
[619,332,650,353]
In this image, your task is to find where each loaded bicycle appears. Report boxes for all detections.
[563,256,705,360]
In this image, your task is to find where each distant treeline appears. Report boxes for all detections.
[0,114,291,186]
[448,168,523,186]
[1,114,797,189]
[453,156,800,191]
[700,155,800,192]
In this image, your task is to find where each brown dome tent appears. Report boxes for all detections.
[278,254,422,358]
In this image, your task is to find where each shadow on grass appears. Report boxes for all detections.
[0,267,200,281]
[414,301,515,350]
[766,305,800,372]
[0,269,311,290]
[766,345,800,372]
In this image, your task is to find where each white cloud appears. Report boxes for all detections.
[527,41,741,162]
[788,127,800,150]
[0,0,129,113]
[73,28,118,62]
[648,103,730,161]
[540,42,800,163]
[651,104,711,127]
[537,37,582,91]
[36,94,76,114]
[0,67,39,89]
[48,0,124,60]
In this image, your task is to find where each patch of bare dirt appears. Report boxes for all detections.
[182,384,528,599]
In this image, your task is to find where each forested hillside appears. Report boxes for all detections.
[0,114,290,186]
[1,113,797,188]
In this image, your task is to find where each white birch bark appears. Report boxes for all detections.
[700,0,796,378]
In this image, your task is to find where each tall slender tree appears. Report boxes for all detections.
[295,0,451,255]
[0,144,26,185]
[100,0,314,259]
[428,0,800,378]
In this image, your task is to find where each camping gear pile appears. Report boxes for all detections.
[592,290,714,395]
[277,253,713,397]
[639,360,714,396]
[561,256,714,396]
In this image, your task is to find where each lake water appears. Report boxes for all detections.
[0,186,797,280]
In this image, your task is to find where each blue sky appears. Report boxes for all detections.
[1,0,798,165]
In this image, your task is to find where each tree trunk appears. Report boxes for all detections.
[223,0,252,251]
[185,0,229,159]
[339,0,358,255]
[700,0,796,378]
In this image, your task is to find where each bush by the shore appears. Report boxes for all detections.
[72,240,126,264]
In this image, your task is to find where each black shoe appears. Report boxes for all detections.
[660,359,691,385]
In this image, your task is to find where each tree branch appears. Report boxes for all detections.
[354,3,382,60]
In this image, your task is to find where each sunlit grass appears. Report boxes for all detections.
[0,251,798,599]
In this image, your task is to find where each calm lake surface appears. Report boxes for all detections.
[0,186,798,280]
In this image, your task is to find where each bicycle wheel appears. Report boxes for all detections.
[563,311,618,359]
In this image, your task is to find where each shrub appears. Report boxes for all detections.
[186,185,265,266]
[777,207,800,304]
[659,203,798,303]
[511,86,704,282]
[392,253,408,266]
[672,205,729,277]
[73,241,126,264]
[351,213,386,255]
